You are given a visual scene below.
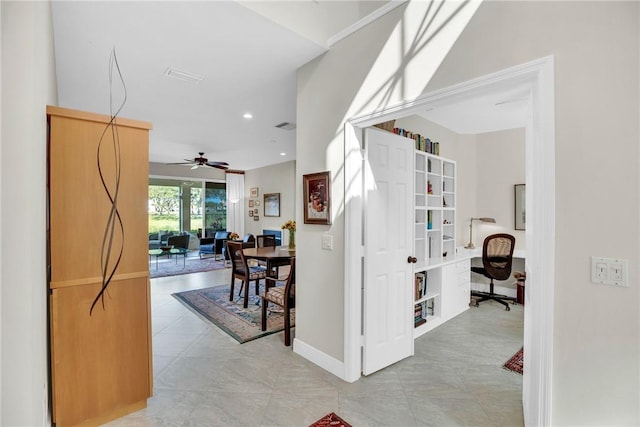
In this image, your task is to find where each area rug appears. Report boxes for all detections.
[172,283,293,343]
[503,346,524,375]
[309,412,352,427]
[149,254,227,278]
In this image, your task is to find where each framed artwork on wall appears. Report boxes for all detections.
[248,200,254,208]
[253,215,259,221]
[249,210,253,217]
[303,171,331,225]
[264,193,280,217]
[515,184,525,230]
[250,187,259,198]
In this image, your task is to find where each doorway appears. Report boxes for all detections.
[344,57,555,425]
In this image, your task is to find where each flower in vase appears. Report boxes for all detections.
[281,220,296,231]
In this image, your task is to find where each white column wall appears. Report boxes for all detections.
[1,1,57,425]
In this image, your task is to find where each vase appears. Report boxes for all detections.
[288,229,295,249]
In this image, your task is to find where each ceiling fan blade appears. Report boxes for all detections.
[206,161,229,167]
[165,161,194,165]
[206,163,229,170]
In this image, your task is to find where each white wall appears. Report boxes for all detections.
[243,161,295,242]
[1,1,57,425]
[425,2,639,425]
[297,0,638,424]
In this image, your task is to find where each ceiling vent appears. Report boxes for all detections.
[275,122,296,131]
[164,68,203,84]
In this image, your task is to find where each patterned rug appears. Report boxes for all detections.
[503,346,524,375]
[309,412,352,427]
[149,253,227,278]
[172,283,293,343]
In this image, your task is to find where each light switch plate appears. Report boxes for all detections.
[322,234,333,250]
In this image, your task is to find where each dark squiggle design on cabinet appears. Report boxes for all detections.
[90,48,128,315]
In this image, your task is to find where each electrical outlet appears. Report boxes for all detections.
[591,257,628,287]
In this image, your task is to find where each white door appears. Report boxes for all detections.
[362,127,415,375]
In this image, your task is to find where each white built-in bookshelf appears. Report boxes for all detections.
[413,151,469,337]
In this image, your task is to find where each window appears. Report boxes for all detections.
[148,178,226,237]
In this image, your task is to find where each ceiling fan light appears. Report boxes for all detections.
[191,164,199,170]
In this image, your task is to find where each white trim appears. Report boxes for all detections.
[343,123,364,382]
[344,56,555,426]
[328,1,408,48]
[292,338,350,381]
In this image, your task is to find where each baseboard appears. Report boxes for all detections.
[293,338,349,381]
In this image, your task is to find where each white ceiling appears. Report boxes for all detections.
[51,1,389,171]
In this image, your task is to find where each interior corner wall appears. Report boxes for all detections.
[243,161,295,240]
[422,1,639,425]
[1,1,57,425]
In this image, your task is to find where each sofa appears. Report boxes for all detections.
[199,231,230,260]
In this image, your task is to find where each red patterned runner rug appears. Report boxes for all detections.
[503,346,524,374]
[309,412,352,427]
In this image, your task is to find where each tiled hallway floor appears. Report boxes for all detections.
[105,268,524,426]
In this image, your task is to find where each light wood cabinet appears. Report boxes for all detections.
[47,106,153,426]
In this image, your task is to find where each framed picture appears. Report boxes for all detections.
[515,184,525,230]
[249,210,253,217]
[303,171,331,225]
[250,187,259,198]
[254,200,260,206]
[253,209,259,215]
[248,200,254,208]
[253,215,259,221]
[264,193,280,217]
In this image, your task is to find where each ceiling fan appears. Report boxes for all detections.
[166,152,229,170]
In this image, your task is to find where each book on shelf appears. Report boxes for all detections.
[414,318,427,327]
[415,272,427,300]
[393,127,441,155]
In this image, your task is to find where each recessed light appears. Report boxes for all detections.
[243,113,253,119]
[280,152,286,156]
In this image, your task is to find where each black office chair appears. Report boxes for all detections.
[471,233,517,311]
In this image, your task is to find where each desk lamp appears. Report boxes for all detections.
[464,217,496,249]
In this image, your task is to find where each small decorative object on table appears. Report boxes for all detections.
[229,232,240,240]
[282,219,296,249]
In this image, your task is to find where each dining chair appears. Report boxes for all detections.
[255,234,277,275]
[256,234,276,248]
[260,257,295,346]
[227,241,267,308]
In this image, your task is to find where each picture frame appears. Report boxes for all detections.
[254,200,260,206]
[249,210,253,217]
[515,184,526,230]
[250,187,259,198]
[303,171,331,225]
[253,215,259,221]
[254,209,259,215]
[248,200,254,208]
[263,193,280,217]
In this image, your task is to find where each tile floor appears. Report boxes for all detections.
[106,268,524,427]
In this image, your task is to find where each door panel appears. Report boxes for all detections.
[363,127,414,375]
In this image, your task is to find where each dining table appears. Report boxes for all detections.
[242,246,295,278]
